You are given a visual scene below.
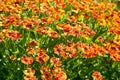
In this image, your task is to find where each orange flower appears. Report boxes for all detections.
[108,44,118,55]
[36,53,49,64]
[56,23,72,32]
[23,22,33,30]
[108,27,116,34]
[10,55,17,60]
[92,12,99,19]
[28,40,38,48]
[8,31,21,40]
[54,71,67,80]
[23,68,35,76]
[24,75,37,80]
[110,52,120,61]
[36,48,46,55]
[115,28,120,35]
[65,47,77,58]
[70,27,83,36]
[92,71,102,80]
[41,18,48,24]
[21,55,34,65]
[21,18,34,30]
[52,67,62,74]
[54,43,77,58]
[41,72,52,80]
[66,42,76,48]
[26,47,35,55]
[52,67,67,80]
[2,16,14,28]
[36,56,44,64]
[86,53,94,58]
[39,0,48,3]
[47,17,53,24]
[97,47,107,56]
[81,43,89,53]
[113,35,120,46]
[117,46,120,52]
[84,28,96,36]
[56,0,66,8]
[97,36,104,43]
[48,31,59,38]
[54,44,66,56]
[66,0,73,3]
[36,26,53,36]
[67,15,78,22]
[50,57,62,67]
[36,26,59,38]
[86,47,96,58]
[40,66,51,74]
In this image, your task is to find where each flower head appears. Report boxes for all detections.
[50,57,62,67]
[24,75,37,80]
[23,68,35,76]
[92,71,102,80]
[21,55,34,65]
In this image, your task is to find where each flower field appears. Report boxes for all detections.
[0,0,120,80]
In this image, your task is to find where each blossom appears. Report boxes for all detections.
[108,44,118,55]
[26,47,35,55]
[54,47,67,58]
[69,27,83,36]
[66,42,76,48]
[41,72,52,80]
[21,55,34,65]
[65,47,77,58]
[48,31,59,38]
[40,66,51,74]
[52,67,67,80]
[8,31,21,40]
[54,71,67,80]
[92,71,102,80]
[54,44,66,56]
[36,48,46,55]
[23,67,37,80]
[36,26,59,38]
[67,15,78,22]
[36,53,49,64]
[23,68,35,76]
[54,43,77,58]
[9,55,17,60]
[28,40,38,48]
[113,35,120,46]
[50,57,62,67]
[56,0,66,8]
[110,52,120,61]
[24,75,37,80]
[36,48,49,64]
[97,36,104,43]
[52,67,62,74]
[40,66,52,80]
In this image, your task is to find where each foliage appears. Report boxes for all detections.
[0,0,120,80]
